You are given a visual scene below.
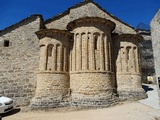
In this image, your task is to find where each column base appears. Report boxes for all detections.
[30,97,70,109]
[118,90,147,100]
[71,93,118,108]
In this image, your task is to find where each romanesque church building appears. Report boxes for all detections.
[0,0,146,108]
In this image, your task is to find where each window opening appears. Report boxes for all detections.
[94,35,98,50]
[4,40,9,47]
[47,44,54,57]
[126,47,131,60]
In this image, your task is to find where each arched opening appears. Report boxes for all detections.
[47,44,54,57]
[94,33,99,50]
[46,44,54,71]
[93,33,100,70]
[126,46,131,60]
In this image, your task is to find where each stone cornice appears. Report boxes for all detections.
[113,34,143,42]
[67,17,116,31]
[36,29,72,39]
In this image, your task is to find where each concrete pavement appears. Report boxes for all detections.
[139,84,160,110]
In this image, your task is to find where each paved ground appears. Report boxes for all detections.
[1,84,160,120]
[1,102,160,120]
[139,84,160,110]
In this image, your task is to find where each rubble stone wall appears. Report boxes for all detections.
[0,16,41,106]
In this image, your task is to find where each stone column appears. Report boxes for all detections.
[39,45,47,71]
[108,37,111,71]
[126,47,129,72]
[121,47,125,72]
[119,48,122,72]
[56,45,60,71]
[100,33,105,71]
[85,32,88,70]
[59,45,63,71]
[88,33,91,70]
[90,33,95,70]
[82,33,87,70]
[130,47,135,72]
[96,34,100,70]
[70,46,72,72]
[135,47,140,73]
[72,34,76,71]
[63,46,67,72]
[124,47,128,72]
[76,33,82,71]
[52,46,57,71]
[75,34,79,71]
[104,34,109,71]
[116,48,122,73]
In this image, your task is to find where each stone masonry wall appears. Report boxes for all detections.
[31,73,70,108]
[151,9,160,99]
[69,3,136,34]
[45,15,70,30]
[0,16,41,106]
[45,2,136,34]
[70,72,117,108]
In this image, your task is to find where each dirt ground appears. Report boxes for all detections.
[2,102,160,120]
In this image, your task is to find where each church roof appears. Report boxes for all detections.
[0,14,45,36]
[45,0,134,30]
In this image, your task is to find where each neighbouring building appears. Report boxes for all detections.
[136,26,155,84]
[151,9,160,105]
[0,0,146,108]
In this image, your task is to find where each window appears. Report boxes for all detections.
[4,40,9,47]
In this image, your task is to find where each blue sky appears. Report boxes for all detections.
[0,0,160,30]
